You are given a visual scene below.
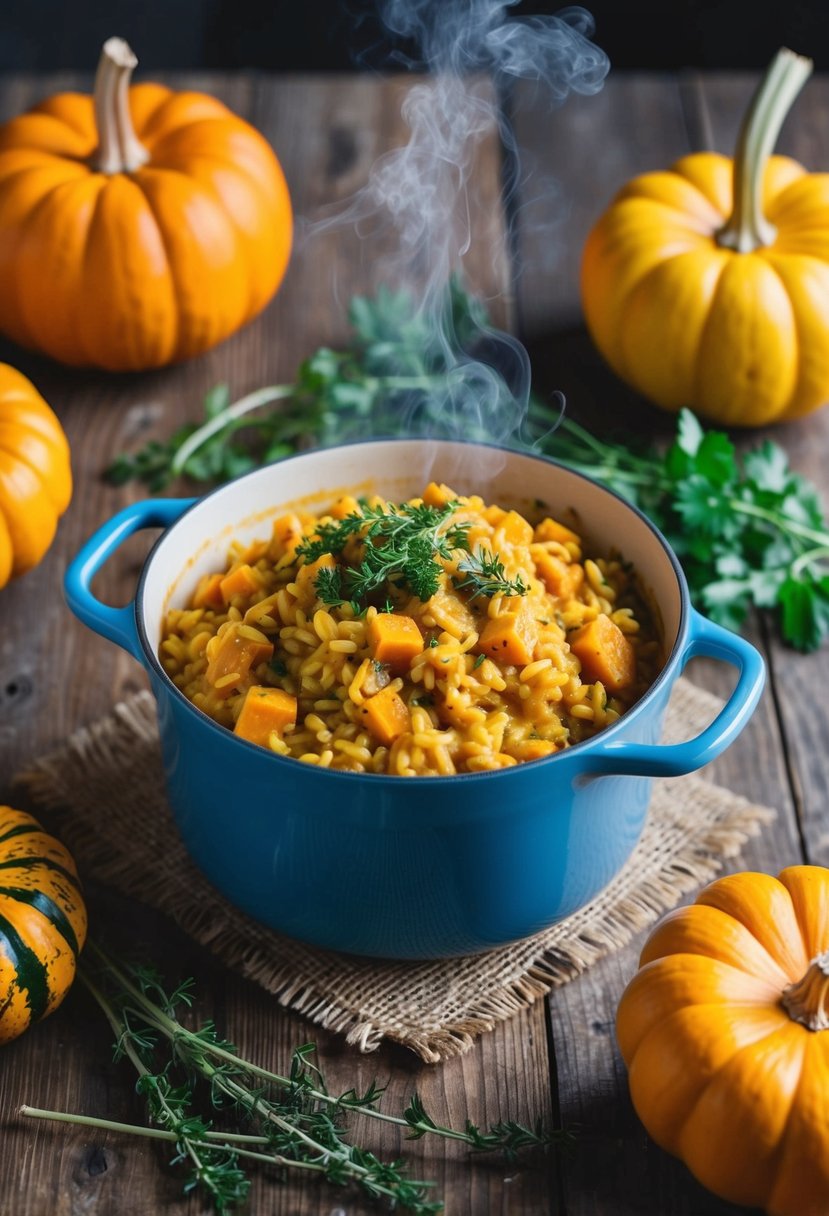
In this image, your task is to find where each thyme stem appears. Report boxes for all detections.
[19,1107,271,1146]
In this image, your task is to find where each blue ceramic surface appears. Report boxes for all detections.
[65,443,765,958]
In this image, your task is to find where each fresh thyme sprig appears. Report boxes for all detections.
[299,499,472,608]
[453,548,529,599]
[21,945,565,1214]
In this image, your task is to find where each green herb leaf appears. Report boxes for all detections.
[453,548,528,599]
[778,575,829,652]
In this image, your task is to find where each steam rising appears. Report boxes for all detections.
[306,1,608,450]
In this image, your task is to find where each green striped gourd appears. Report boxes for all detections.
[0,807,87,1044]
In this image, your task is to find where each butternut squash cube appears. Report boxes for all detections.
[359,685,411,745]
[205,625,274,698]
[422,481,458,507]
[496,509,533,547]
[329,495,361,520]
[532,549,585,600]
[234,686,297,747]
[534,517,581,548]
[219,563,261,603]
[482,504,507,526]
[477,598,538,666]
[192,571,225,610]
[569,613,636,694]
[270,513,303,558]
[368,613,424,672]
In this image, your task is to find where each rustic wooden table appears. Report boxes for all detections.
[0,65,824,1216]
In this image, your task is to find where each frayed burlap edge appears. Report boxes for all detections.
[17,681,775,1063]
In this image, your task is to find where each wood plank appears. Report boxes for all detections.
[512,71,804,1216]
[0,70,553,1215]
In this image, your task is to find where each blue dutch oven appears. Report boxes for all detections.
[65,440,765,959]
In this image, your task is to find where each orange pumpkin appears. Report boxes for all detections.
[0,363,71,587]
[617,866,829,1216]
[581,49,829,427]
[0,38,292,371]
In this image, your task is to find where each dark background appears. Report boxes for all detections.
[0,0,825,73]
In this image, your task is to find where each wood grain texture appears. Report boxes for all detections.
[0,71,550,1216]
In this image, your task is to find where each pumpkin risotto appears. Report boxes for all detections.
[159,483,663,775]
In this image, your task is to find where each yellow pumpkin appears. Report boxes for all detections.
[617,866,829,1216]
[581,49,829,427]
[0,363,72,588]
[0,37,292,371]
[0,807,87,1045]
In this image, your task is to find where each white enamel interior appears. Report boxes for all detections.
[139,441,683,662]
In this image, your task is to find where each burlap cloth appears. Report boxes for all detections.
[17,677,774,1063]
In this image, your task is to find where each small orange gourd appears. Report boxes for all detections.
[616,866,829,1215]
[582,49,829,426]
[0,363,72,588]
[0,807,87,1045]
[0,37,292,371]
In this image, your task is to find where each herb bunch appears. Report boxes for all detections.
[550,410,829,652]
[22,945,564,1214]
[297,499,528,611]
[107,280,829,651]
[298,499,471,610]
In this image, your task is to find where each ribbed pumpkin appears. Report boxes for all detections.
[0,363,72,588]
[617,866,829,1216]
[0,37,292,371]
[0,807,87,1045]
[581,49,829,427]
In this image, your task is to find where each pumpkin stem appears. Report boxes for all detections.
[781,950,829,1031]
[716,47,812,254]
[92,36,149,175]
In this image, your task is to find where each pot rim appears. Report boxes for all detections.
[134,436,689,784]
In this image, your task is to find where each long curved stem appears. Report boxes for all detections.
[170,374,448,476]
[717,48,812,253]
[93,37,149,174]
[171,386,293,474]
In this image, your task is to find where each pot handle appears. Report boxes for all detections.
[584,610,765,778]
[65,499,195,661]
